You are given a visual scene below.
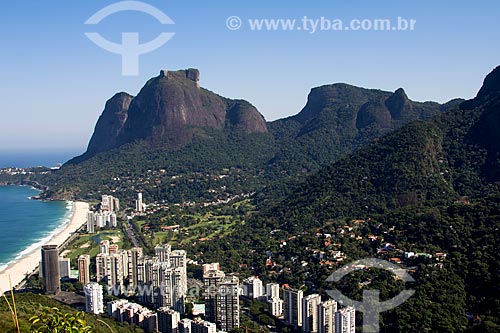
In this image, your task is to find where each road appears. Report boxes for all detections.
[125,218,140,248]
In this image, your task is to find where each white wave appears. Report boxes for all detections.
[0,201,75,273]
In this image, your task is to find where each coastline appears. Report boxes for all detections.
[0,201,89,295]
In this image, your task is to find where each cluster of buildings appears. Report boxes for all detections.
[239,275,355,333]
[108,300,218,333]
[41,238,356,333]
[86,195,120,233]
[282,288,355,333]
[137,244,187,313]
[203,267,240,332]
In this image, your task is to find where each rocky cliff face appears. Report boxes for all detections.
[86,92,133,156]
[293,83,427,130]
[72,69,268,162]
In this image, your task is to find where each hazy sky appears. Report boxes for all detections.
[0,0,499,152]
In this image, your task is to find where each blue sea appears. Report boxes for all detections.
[0,186,72,271]
[0,149,83,168]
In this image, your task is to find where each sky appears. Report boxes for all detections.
[0,0,499,154]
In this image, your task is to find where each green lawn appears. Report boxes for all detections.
[65,230,123,262]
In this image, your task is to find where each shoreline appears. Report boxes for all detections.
[0,201,89,295]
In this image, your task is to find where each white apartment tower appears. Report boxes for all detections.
[302,294,321,333]
[84,282,104,314]
[266,283,280,300]
[335,307,356,333]
[268,297,284,317]
[318,300,337,333]
[137,245,188,313]
[242,276,264,299]
[136,192,144,212]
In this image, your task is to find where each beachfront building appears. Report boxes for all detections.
[87,211,95,233]
[78,254,91,285]
[41,245,60,295]
[88,211,118,230]
[59,257,71,279]
[84,282,104,314]
[101,195,119,212]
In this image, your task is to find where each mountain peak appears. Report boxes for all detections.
[461,66,500,110]
[69,68,268,163]
[385,87,413,120]
[476,66,500,100]
[393,87,408,98]
[159,68,200,88]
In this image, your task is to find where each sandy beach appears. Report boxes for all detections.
[0,201,89,295]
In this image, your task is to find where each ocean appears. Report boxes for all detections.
[0,149,83,168]
[0,186,72,271]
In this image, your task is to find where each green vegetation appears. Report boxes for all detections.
[30,308,92,333]
[64,230,123,262]
[0,293,143,333]
[133,199,254,251]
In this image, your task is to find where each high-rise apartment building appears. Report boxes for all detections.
[78,254,91,285]
[87,211,95,233]
[158,307,181,333]
[217,276,240,331]
[268,297,284,317]
[128,247,143,290]
[283,288,303,328]
[84,282,104,314]
[335,307,356,333]
[191,318,217,333]
[41,245,60,295]
[136,192,144,212]
[203,270,226,324]
[302,294,321,333]
[242,276,264,299]
[318,300,337,333]
[266,283,280,300]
